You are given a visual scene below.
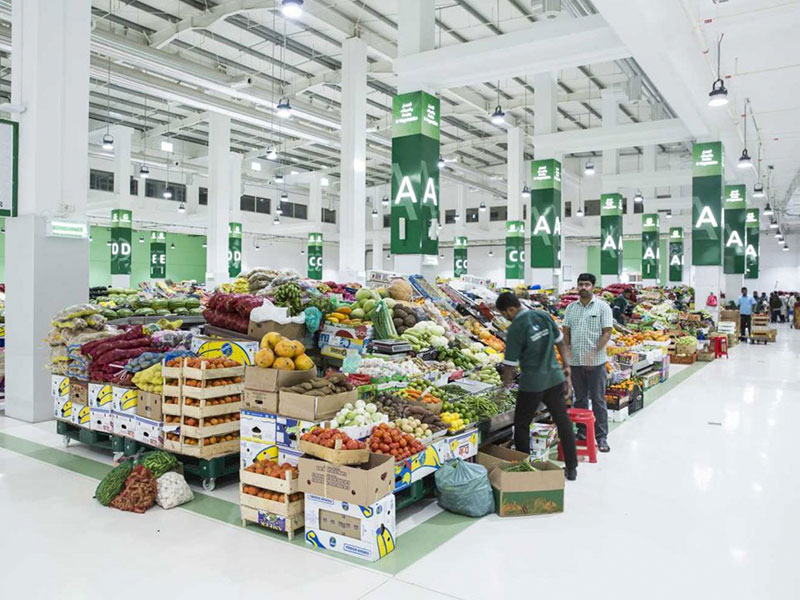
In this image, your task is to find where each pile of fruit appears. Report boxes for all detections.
[184,357,242,370]
[472,364,502,385]
[300,427,366,450]
[282,373,354,396]
[329,400,386,429]
[255,332,314,371]
[184,376,242,387]
[368,423,425,461]
[273,282,304,316]
[182,414,240,426]
[166,432,239,446]
[399,379,443,405]
[437,347,481,371]
[243,459,299,479]
[242,486,303,503]
[464,319,505,351]
[440,412,467,433]
[394,417,434,440]
[184,395,240,406]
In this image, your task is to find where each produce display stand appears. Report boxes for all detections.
[57,419,126,456]
[110,315,205,328]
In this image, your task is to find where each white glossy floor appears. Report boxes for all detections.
[1,325,798,599]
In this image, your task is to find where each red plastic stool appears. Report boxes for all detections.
[557,408,598,464]
[713,336,729,359]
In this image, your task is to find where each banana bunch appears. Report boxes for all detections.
[274,282,303,316]
[233,277,249,294]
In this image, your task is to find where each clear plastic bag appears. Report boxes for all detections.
[155,472,194,509]
[434,458,495,518]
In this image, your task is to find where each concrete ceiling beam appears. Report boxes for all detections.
[531,119,692,155]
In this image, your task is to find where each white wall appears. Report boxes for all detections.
[748,232,800,292]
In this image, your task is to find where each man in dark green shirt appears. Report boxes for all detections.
[497,292,578,480]
[612,288,632,324]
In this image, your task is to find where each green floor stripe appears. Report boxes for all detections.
[0,429,475,575]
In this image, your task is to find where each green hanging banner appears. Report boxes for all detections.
[723,184,747,274]
[745,208,760,280]
[642,213,660,280]
[308,232,323,280]
[530,159,561,268]
[110,209,132,275]
[692,141,724,265]
[149,231,167,279]
[228,222,242,278]
[390,91,440,256]
[453,236,468,277]
[668,227,684,282]
[505,220,526,280]
[600,193,623,275]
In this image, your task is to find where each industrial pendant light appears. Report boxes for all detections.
[139,165,150,179]
[437,156,446,168]
[255,240,261,250]
[372,207,379,219]
[273,215,280,225]
[202,241,207,248]
[738,99,753,169]
[102,133,115,151]
[300,248,305,255]
[753,183,765,198]
[774,229,781,239]
[764,203,773,216]
[666,210,673,219]
[490,81,505,125]
[584,161,595,176]
[479,202,487,212]
[266,146,278,160]
[281,191,288,200]
[521,185,531,198]
[281,0,303,18]
[381,194,389,207]
[576,205,584,217]
[769,218,778,229]
[139,236,144,243]
[102,57,115,152]
[276,98,293,119]
[634,191,644,204]
[454,212,461,223]
[177,203,186,214]
[170,242,176,250]
[163,187,172,200]
[783,243,790,252]
[488,249,494,257]
[708,34,729,107]
[275,173,284,184]
[140,96,149,179]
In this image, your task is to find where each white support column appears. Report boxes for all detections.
[229,151,243,225]
[643,144,656,205]
[6,0,91,422]
[456,184,466,223]
[507,127,523,222]
[397,0,436,93]
[338,37,367,283]
[185,173,199,216]
[601,89,622,288]
[372,236,383,272]
[206,113,231,286]
[113,126,134,210]
[309,174,322,225]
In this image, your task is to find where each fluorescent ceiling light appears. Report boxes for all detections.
[281,0,303,19]
[250,161,261,171]
[160,140,174,153]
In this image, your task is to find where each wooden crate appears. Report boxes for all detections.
[298,439,369,465]
[181,415,240,439]
[671,352,697,365]
[162,359,184,379]
[182,398,242,418]
[240,505,305,540]
[183,361,245,381]
[240,468,300,494]
[182,383,244,399]
[178,436,239,458]
[239,483,304,516]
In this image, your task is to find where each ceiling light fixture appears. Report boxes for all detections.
[763,202,773,216]
[250,160,261,172]
[255,241,261,250]
[738,99,753,169]
[177,202,185,214]
[576,206,584,217]
[437,156,445,168]
[281,0,303,18]
[275,173,284,184]
[634,191,644,204]
[490,105,505,125]
[386,253,391,260]
[280,191,288,200]
[479,202,487,212]
[783,244,789,252]
[139,236,144,243]
[453,212,461,223]
[139,164,150,179]
[103,57,114,152]
[162,187,172,200]
[584,161,595,176]
[488,249,494,257]
[666,210,673,219]
[708,34,729,107]
[160,140,173,153]
[276,97,293,119]
[266,147,278,160]
[202,241,207,248]
[102,133,114,151]
[320,177,329,187]
[273,215,280,225]
[372,207,378,218]
[769,218,778,229]
[381,195,389,207]
[774,229,782,239]
[521,185,531,198]
[753,183,765,198]
[170,242,175,249]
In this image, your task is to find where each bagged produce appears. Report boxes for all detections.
[434,459,495,518]
[155,472,194,509]
[110,465,158,513]
[95,461,134,506]
[138,450,178,478]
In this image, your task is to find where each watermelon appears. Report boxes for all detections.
[101,309,118,319]
[184,297,201,309]
[154,308,170,316]
[188,307,203,316]
[173,307,189,316]
[151,299,169,311]
[168,298,186,311]
[134,308,155,317]
[116,308,134,318]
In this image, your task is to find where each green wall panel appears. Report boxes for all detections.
[587,245,600,278]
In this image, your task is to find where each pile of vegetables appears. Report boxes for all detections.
[81,325,160,382]
[95,451,180,513]
[471,364,502,385]
[369,423,425,461]
[132,363,163,393]
[353,357,424,380]
[203,292,264,333]
[281,373,353,396]
[675,335,698,355]
[300,427,367,450]
[390,302,417,335]
[273,282,304,316]
[329,400,387,429]
[399,321,449,352]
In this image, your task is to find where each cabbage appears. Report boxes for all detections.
[431,324,445,336]
[430,335,449,349]
[365,403,377,414]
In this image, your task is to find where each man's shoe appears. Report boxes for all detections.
[598,439,611,453]
[564,467,577,481]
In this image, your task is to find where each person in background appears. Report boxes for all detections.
[752,290,762,313]
[770,292,782,323]
[496,292,578,481]
[612,287,633,325]
[788,293,797,321]
[761,292,769,313]
[779,294,788,323]
[563,273,614,453]
[737,286,756,339]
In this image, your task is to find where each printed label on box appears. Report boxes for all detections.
[88,382,113,408]
[54,397,72,421]
[276,415,324,450]
[52,375,70,400]
[134,416,164,448]
[240,438,279,470]
[90,407,114,433]
[241,410,277,442]
[278,447,303,466]
[72,402,91,427]
[112,386,138,414]
[112,411,136,438]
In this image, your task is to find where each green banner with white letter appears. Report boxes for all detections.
[228,222,242,278]
[668,227,684,282]
[308,232,323,280]
[391,91,440,256]
[692,141,724,265]
[505,221,525,280]
[453,236,468,277]
[723,184,746,274]
[149,231,167,279]
[745,208,759,280]
[110,209,132,275]
[600,193,623,275]
[530,159,561,268]
[642,213,660,280]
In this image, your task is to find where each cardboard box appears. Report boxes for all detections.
[240,437,279,470]
[443,428,480,461]
[278,388,357,421]
[70,381,88,406]
[72,402,91,428]
[136,391,163,421]
[243,389,279,413]
[112,385,138,415]
[478,445,565,517]
[191,335,259,366]
[112,411,136,438]
[321,323,374,342]
[51,375,70,400]
[88,382,113,408]
[278,447,304,466]
[304,492,396,562]
[608,406,629,423]
[248,319,306,342]
[299,453,394,506]
[240,410,277,442]
[90,407,113,433]
[318,332,369,351]
[134,416,163,448]
[245,366,316,393]
[275,415,325,450]
[530,423,557,461]
[320,345,362,361]
[54,397,72,421]
[298,440,369,465]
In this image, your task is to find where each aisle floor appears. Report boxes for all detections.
[1,326,798,599]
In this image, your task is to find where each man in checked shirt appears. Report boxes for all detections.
[562,273,614,453]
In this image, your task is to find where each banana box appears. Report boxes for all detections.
[239,437,279,470]
[304,493,396,562]
[88,382,114,408]
[240,410,277,442]
[442,427,480,462]
[71,401,91,428]
[112,410,136,439]
[278,447,303,466]
[134,416,163,448]
[54,397,72,421]
[112,386,138,415]
[90,407,113,434]
[191,335,259,366]
[51,375,70,401]
[275,415,324,450]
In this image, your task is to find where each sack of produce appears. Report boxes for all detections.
[434,458,495,518]
[110,465,158,513]
[138,450,178,478]
[156,471,194,509]
[95,460,134,506]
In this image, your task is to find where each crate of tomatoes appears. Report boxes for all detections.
[369,423,426,462]
[298,427,368,465]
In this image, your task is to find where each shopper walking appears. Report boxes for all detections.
[737,287,756,339]
[788,294,797,321]
[612,288,633,325]
[496,292,578,481]
[563,273,614,453]
[779,294,788,323]
[770,292,782,323]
